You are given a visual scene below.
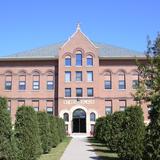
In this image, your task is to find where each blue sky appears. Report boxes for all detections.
[0,0,160,56]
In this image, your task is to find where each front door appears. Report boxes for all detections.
[72,109,86,133]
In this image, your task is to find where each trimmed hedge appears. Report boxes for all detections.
[37,112,52,153]
[94,106,145,160]
[0,97,17,160]
[14,106,42,160]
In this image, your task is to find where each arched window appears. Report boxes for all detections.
[118,71,126,89]
[87,55,93,66]
[63,113,69,122]
[47,71,54,90]
[32,71,40,90]
[90,112,96,122]
[19,71,26,90]
[65,56,71,66]
[104,71,112,89]
[76,52,82,66]
[5,71,12,90]
[132,71,139,89]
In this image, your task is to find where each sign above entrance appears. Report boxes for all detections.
[63,99,95,105]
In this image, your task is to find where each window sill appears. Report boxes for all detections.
[4,90,12,92]
[118,89,126,91]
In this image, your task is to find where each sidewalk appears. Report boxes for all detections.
[60,137,101,160]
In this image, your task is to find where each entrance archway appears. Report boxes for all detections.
[72,109,86,133]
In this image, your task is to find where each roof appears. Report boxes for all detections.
[0,41,145,61]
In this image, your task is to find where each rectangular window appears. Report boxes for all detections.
[47,75,54,90]
[19,75,26,90]
[32,100,39,112]
[7,100,11,112]
[65,88,71,97]
[87,71,93,82]
[87,88,94,97]
[76,88,83,97]
[76,54,82,66]
[65,71,71,82]
[105,80,112,89]
[132,80,139,89]
[119,80,126,89]
[5,75,12,90]
[119,100,126,111]
[18,100,25,107]
[33,75,40,90]
[46,100,54,115]
[105,100,112,115]
[76,71,82,81]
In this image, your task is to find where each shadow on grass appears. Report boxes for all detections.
[87,137,119,160]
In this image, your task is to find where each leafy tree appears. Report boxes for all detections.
[0,97,17,160]
[37,112,51,153]
[117,106,145,160]
[135,34,160,159]
[14,106,42,160]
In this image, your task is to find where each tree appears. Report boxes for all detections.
[14,106,42,160]
[135,34,160,159]
[0,97,17,160]
[37,112,51,153]
[117,106,145,160]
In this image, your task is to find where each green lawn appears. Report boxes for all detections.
[39,137,72,160]
[88,138,119,160]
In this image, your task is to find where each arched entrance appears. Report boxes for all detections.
[72,109,86,133]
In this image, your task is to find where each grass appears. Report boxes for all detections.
[39,137,72,160]
[88,137,119,160]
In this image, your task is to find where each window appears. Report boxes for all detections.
[76,71,82,81]
[119,100,126,111]
[46,100,54,115]
[90,112,96,121]
[76,53,82,66]
[65,88,71,97]
[104,72,112,89]
[65,71,71,82]
[33,72,40,90]
[87,55,93,66]
[47,73,54,90]
[87,88,94,97]
[87,71,93,82]
[105,100,112,115]
[18,100,25,107]
[7,100,11,112]
[32,100,39,112]
[65,56,71,66]
[132,80,139,89]
[5,74,12,90]
[63,113,69,122]
[118,71,126,89]
[76,88,83,97]
[19,75,26,90]
[132,71,139,89]
[147,105,152,119]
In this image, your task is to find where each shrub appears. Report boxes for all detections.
[56,118,66,142]
[94,117,106,142]
[37,112,52,153]
[48,115,60,147]
[14,106,42,160]
[107,111,125,152]
[0,97,17,160]
[117,106,145,160]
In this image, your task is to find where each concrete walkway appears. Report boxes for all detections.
[60,137,100,160]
